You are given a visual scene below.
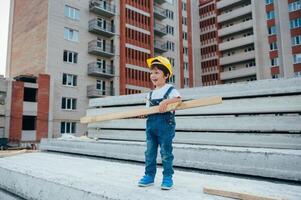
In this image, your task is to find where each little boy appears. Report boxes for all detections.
[138,56,181,190]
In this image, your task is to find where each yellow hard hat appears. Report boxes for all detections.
[146,56,173,76]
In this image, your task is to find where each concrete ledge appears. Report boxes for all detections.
[88,130,301,149]
[0,189,23,200]
[40,139,301,181]
[0,152,300,200]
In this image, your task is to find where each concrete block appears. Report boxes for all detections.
[89,78,301,107]
[40,139,301,181]
[88,130,301,149]
[88,115,301,132]
[0,152,301,200]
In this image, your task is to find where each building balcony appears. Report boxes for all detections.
[23,102,37,116]
[218,5,252,23]
[220,67,256,80]
[154,0,166,4]
[154,5,167,20]
[218,20,253,37]
[88,19,115,37]
[88,40,114,58]
[217,0,241,9]
[219,35,254,51]
[88,62,114,78]
[87,85,114,98]
[89,0,116,17]
[154,40,168,53]
[21,130,36,142]
[154,22,167,36]
[220,51,255,65]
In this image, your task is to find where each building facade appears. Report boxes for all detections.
[6,0,195,138]
[0,74,49,147]
[198,0,301,86]
[0,76,10,147]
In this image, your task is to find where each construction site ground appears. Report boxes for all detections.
[0,151,300,200]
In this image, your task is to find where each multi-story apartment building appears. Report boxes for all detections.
[198,0,301,86]
[6,0,195,138]
[0,74,49,147]
[0,76,10,147]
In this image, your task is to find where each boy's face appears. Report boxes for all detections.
[150,67,168,88]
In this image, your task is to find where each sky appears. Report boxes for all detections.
[0,0,10,77]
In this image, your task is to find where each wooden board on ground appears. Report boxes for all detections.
[203,187,284,200]
[0,150,39,158]
[81,96,222,124]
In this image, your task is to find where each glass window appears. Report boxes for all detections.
[165,9,174,20]
[64,27,79,42]
[166,25,174,35]
[63,50,78,63]
[64,5,80,20]
[266,11,275,20]
[166,41,175,51]
[288,1,301,12]
[290,18,301,29]
[268,26,276,35]
[61,122,76,134]
[293,53,301,64]
[269,42,277,50]
[271,57,279,66]
[295,71,301,77]
[182,2,187,11]
[265,0,273,5]
[182,17,187,25]
[62,73,77,86]
[292,35,301,46]
[61,97,77,110]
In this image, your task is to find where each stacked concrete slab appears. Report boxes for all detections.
[0,152,301,200]
[41,78,301,181]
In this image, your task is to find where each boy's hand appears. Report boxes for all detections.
[159,100,169,113]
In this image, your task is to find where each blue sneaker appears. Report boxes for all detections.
[161,176,173,190]
[138,175,154,187]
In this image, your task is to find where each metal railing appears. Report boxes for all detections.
[88,40,114,54]
[89,19,115,33]
[87,85,114,97]
[89,0,116,13]
[88,62,114,75]
[154,22,167,34]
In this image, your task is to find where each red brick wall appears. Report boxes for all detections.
[187,0,194,87]
[36,74,50,142]
[178,0,184,88]
[9,81,24,143]
[10,0,48,77]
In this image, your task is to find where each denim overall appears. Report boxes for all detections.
[144,86,176,178]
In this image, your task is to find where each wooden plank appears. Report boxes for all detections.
[88,130,301,149]
[89,78,301,107]
[87,95,301,116]
[88,116,301,132]
[203,187,283,200]
[81,96,222,124]
[0,150,39,158]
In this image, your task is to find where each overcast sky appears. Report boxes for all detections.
[0,0,10,76]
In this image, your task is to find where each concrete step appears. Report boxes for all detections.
[40,139,301,181]
[88,130,301,149]
[0,152,300,200]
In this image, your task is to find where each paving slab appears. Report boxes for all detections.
[0,152,300,200]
